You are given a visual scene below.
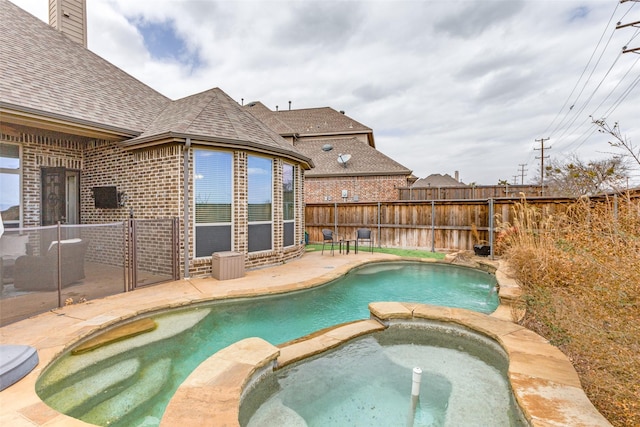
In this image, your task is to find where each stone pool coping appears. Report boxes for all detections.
[161,303,611,427]
[0,251,610,426]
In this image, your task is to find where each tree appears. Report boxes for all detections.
[544,155,629,197]
[591,117,640,167]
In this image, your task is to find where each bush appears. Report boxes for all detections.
[499,194,640,427]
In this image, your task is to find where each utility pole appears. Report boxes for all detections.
[617,1,640,54]
[534,138,551,195]
[512,175,518,185]
[518,163,528,185]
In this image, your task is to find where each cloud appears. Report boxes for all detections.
[433,0,526,39]
[7,0,639,186]
[274,1,365,47]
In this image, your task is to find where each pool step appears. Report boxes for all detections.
[45,358,141,413]
[81,358,171,426]
[72,318,157,354]
[38,308,210,390]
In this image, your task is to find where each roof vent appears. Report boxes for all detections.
[322,144,333,152]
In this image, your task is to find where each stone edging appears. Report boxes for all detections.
[162,302,611,427]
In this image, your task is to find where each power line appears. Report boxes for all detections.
[552,47,640,157]
[543,3,640,162]
[551,50,623,145]
[542,2,620,137]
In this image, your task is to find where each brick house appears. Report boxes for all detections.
[412,172,464,188]
[245,102,413,203]
[0,0,313,278]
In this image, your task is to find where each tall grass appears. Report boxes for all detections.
[498,194,640,427]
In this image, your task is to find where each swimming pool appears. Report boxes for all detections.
[36,261,499,426]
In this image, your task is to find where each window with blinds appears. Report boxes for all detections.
[248,155,272,252]
[283,163,295,246]
[194,149,232,257]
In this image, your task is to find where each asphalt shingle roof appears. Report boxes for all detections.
[243,102,295,135]
[0,0,169,133]
[126,89,311,161]
[0,0,311,166]
[245,103,372,139]
[413,174,465,187]
[294,138,410,177]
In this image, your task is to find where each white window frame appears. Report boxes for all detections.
[0,141,22,228]
[282,162,295,247]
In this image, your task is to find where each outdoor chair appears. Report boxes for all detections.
[14,239,89,291]
[321,229,335,255]
[355,228,373,253]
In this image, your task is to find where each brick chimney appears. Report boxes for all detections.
[454,170,459,182]
[49,0,87,47]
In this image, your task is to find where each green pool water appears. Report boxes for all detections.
[36,261,498,427]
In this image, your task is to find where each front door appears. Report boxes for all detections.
[41,167,80,225]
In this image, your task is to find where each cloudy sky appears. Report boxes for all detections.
[11,0,640,185]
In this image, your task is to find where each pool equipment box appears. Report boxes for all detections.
[212,251,245,280]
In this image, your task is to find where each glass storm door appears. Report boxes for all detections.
[41,167,80,225]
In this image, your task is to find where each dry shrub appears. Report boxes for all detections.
[499,194,640,427]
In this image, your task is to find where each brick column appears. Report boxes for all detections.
[233,151,248,253]
[272,159,283,252]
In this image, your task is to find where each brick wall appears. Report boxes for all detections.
[10,132,84,227]
[6,127,308,279]
[304,175,407,203]
[83,141,183,222]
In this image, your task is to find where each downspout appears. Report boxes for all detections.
[183,138,191,279]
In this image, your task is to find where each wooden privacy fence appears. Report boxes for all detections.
[398,184,544,200]
[305,196,584,254]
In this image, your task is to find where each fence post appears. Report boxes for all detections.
[56,221,62,308]
[488,198,495,260]
[377,202,381,247]
[431,200,435,252]
[123,221,128,292]
[334,202,338,237]
[128,218,136,291]
[173,217,180,280]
